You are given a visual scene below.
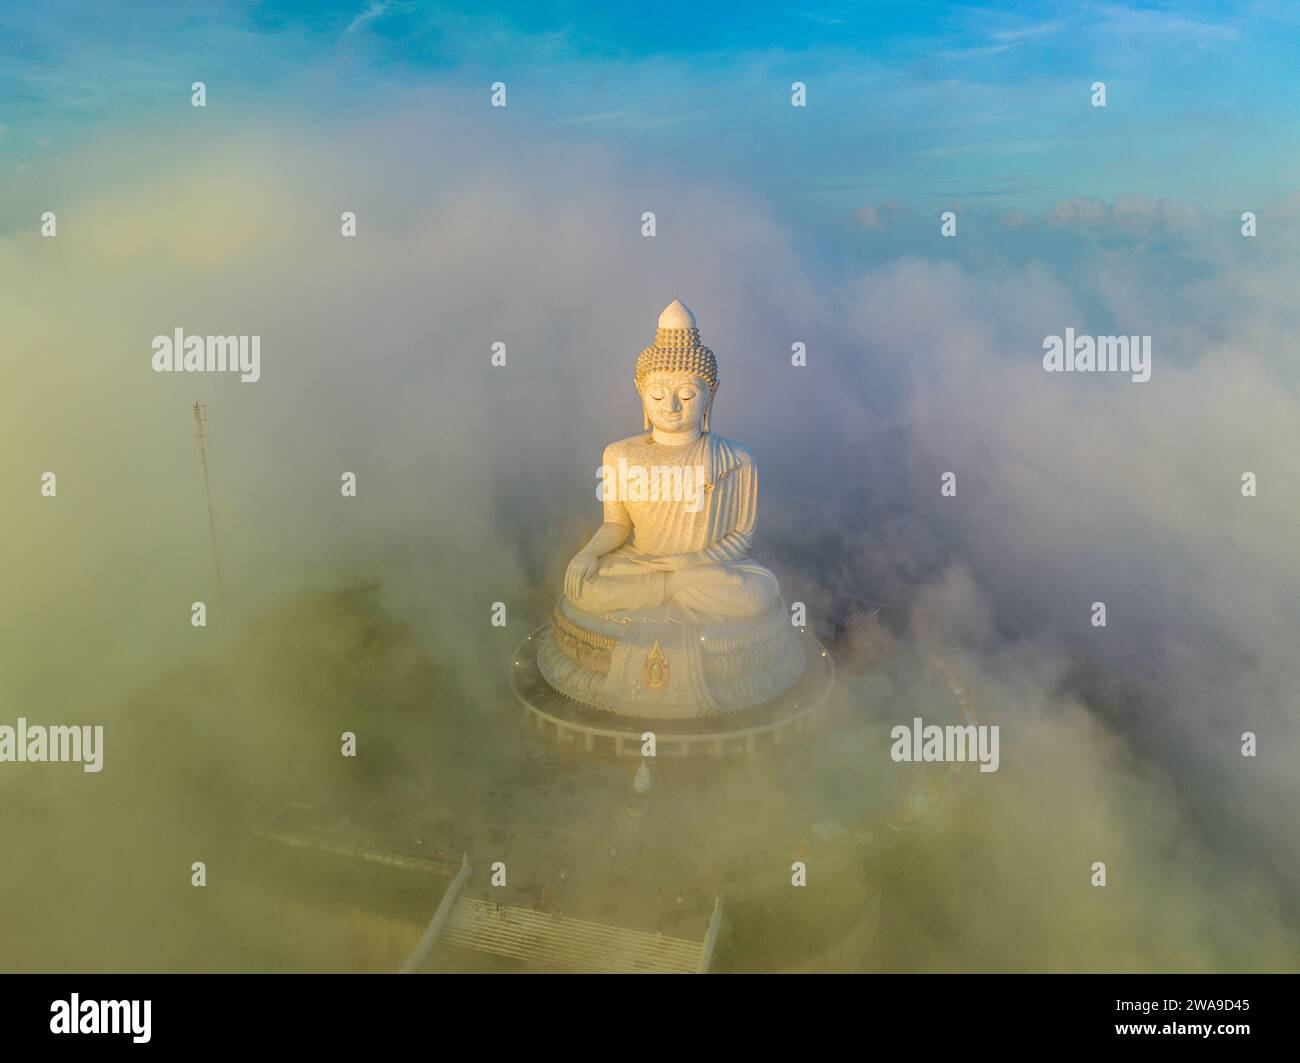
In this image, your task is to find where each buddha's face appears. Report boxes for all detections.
[640,371,711,435]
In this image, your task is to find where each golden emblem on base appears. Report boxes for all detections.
[642,640,670,690]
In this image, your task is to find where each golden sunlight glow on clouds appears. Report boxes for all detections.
[73,160,286,270]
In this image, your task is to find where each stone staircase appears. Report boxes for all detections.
[440,897,704,973]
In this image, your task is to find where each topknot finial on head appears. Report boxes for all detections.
[657,298,696,331]
[636,297,718,395]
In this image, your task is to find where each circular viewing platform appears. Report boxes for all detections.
[509,625,835,759]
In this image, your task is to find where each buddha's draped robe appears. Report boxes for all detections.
[571,431,779,620]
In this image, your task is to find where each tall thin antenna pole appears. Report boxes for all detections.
[192,401,225,605]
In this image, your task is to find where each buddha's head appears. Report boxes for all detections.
[635,298,718,434]
[641,370,712,436]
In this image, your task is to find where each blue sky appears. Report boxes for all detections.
[3,0,1298,236]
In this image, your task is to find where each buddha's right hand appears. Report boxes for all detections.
[565,550,599,600]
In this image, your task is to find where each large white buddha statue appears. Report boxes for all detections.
[537,299,805,719]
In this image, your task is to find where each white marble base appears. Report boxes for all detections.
[537,595,805,719]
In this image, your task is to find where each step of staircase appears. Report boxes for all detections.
[441,898,703,974]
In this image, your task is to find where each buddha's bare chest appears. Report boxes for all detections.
[605,444,712,516]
